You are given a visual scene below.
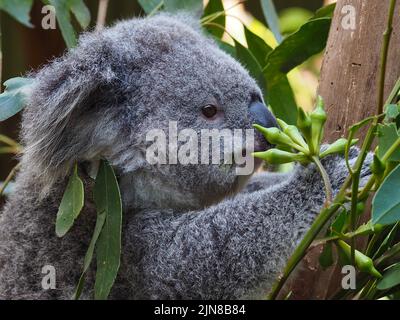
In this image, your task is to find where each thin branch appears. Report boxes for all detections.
[95,0,109,31]
[377,0,397,115]
[0,163,20,198]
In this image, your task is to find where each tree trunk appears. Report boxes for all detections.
[282,0,400,299]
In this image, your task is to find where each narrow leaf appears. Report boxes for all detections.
[73,208,107,299]
[164,0,203,13]
[265,76,297,125]
[260,0,282,43]
[94,160,122,300]
[377,263,400,290]
[49,0,77,48]
[244,25,272,67]
[234,39,265,91]
[203,0,225,38]
[137,0,163,14]
[55,164,84,237]
[69,0,91,29]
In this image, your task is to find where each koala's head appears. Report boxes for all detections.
[22,13,276,211]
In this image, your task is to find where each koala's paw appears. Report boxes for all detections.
[320,145,373,193]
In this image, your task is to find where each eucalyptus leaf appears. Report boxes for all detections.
[242,26,297,124]
[0,0,33,27]
[319,242,334,269]
[234,39,265,91]
[164,0,203,13]
[49,0,77,48]
[377,123,400,162]
[384,104,400,123]
[69,0,91,29]
[372,222,399,259]
[137,0,163,14]
[260,0,282,43]
[312,3,336,19]
[265,76,297,125]
[73,207,107,299]
[0,77,34,121]
[94,160,122,300]
[372,164,400,225]
[55,164,84,237]
[264,17,331,85]
[244,26,272,67]
[377,263,400,290]
[203,0,225,38]
[48,0,91,48]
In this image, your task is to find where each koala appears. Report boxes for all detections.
[0,13,372,299]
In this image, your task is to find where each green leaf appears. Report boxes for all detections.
[372,222,399,259]
[0,77,34,121]
[279,8,313,35]
[319,242,334,269]
[264,17,331,85]
[73,205,107,299]
[377,263,400,290]
[265,76,297,125]
[55,164,84,237]
[0,0,33,27]
[49,0,77,48]
[203,0,225,38]
[331,210,347,235]
[260,0,282,43]
[377,123,400,162]
[384,104,400,123]
[164,0,203,13]
[312,3,336,19]
[94,160,122,300]
[48,0,90,48]
[372,164,400,225]
[244,26,272,67]
[234,39,265,91]
[137,0,163,14]
[243,27,297,124]
[69,0,91,29]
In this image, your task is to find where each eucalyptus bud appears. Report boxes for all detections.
[310,96,327,153]
[253,125,294,148]
[319,138,358,158]
[277,119,309,152]
[337,240,382,278]
[252,148,308,164]
[297,107,313,153]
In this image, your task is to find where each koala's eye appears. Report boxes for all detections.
[201,104,218,119]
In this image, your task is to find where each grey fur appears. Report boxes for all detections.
[0,13,371,299]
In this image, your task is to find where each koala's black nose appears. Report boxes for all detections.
[249,101,278,153]
[249,101,278,128]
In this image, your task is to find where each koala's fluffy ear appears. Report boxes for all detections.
[21,32,119,190]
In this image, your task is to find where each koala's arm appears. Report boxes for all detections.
[125,153,370,300]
